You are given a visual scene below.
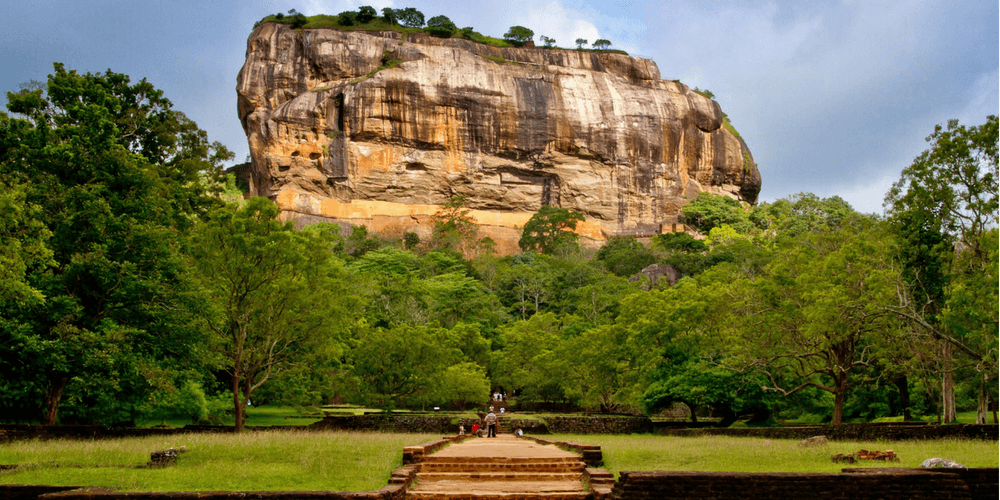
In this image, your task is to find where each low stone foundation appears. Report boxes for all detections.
[655,423,998,441]
[609,468,998,500]
[3,420,996,443]
[520,435,603,467]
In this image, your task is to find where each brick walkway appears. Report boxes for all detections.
[406,434,611,500]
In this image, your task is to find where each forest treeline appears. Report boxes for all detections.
[1,65,996,430]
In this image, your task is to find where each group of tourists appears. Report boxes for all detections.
[459,403,522,438]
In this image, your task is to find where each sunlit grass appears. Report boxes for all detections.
[550,434,999,476]
[0,431,439,491]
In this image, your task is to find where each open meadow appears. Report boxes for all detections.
[2,431,996,491]
[552,434,1000,476]
[0,431,439,491]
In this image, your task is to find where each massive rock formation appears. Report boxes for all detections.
[236,23,761,253]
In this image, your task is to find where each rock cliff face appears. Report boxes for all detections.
[237,23,761,253]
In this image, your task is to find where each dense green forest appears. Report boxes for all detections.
[1,65,996,430]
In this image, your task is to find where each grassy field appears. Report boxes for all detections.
[0,431,439,491]
[3,431,996,491]
[551,434,999,476]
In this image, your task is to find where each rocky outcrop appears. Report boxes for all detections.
[236,23,761,253]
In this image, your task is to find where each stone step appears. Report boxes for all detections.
[406,492,590,500]
[421,456,583,464]
[420,462,586,473]
[417,472,583,482]
[408,479,586,495]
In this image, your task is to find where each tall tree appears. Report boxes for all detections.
[884,116,999,423]
[728,217,902,424]
[518,206,585,255]
[188,199,354,431]
[0,64,228,425]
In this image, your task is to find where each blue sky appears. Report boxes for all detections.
[2,0,996,214]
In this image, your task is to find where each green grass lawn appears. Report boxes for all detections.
[0,431,439,491]
[3,431,995,491]
[551,434,999,476]
[137,406,325,429]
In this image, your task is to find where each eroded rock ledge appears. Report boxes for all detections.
[237,23,761,253]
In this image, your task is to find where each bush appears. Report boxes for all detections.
[397,7,425,28]
[651,232,708,253]
[382,7,397,25]
[595,236,657,277]
[426,15,457,37]
[337,11,357,26]
[504,25,534,45]
[357,5,377,23]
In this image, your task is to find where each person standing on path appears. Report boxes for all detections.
[486,407,498,437]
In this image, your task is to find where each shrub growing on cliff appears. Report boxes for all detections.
[397,7,425,28]
[381,7,397,25]
[357,5,377,23]
[504,25,534,46]
[337,10,357,26]
[426,15,457,37]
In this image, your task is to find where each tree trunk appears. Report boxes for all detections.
[941,343,956,423]
[975,372,989,424]
[687,402,698,423]
[43,376,68,426]
[232,372,244,432]
[831,372,849,425]
[892,375,912,421]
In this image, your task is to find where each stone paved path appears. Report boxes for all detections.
[406,435,598,500]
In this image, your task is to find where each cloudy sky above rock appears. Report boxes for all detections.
[2,0,996,213]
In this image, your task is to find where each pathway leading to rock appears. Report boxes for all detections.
[405,434,611,500]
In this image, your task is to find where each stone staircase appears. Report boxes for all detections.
[408,456,588,499]
[404,435,613,500]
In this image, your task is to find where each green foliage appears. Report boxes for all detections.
[356,6,377,24]
[348,323,488,409]
[592,39,612,50]
[396,7,425,28]
[0,63,229,425]
[518,206,586,254]
[594,236,656,277]
[426,15,457,37]
[188,198,355,431]
[381,7,397,25]
[681,193,753,234]
[651,232,707,254]
[336,10,357,26]
[884,116,998,423]
[0,179,51,304]
[403,231,420,250]
[575,38,587,49]
[540,35,556,48]
[504,25,535,45]
[432,196,489,257]
[692,87,715,99]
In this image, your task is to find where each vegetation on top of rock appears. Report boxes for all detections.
[253,6,627,54]
[503,25,535,45]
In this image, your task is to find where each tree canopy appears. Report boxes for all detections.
[504,26,534,45]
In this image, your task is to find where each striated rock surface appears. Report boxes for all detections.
[236,23,761,253]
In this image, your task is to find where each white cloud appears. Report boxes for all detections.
[522,1,601,49]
